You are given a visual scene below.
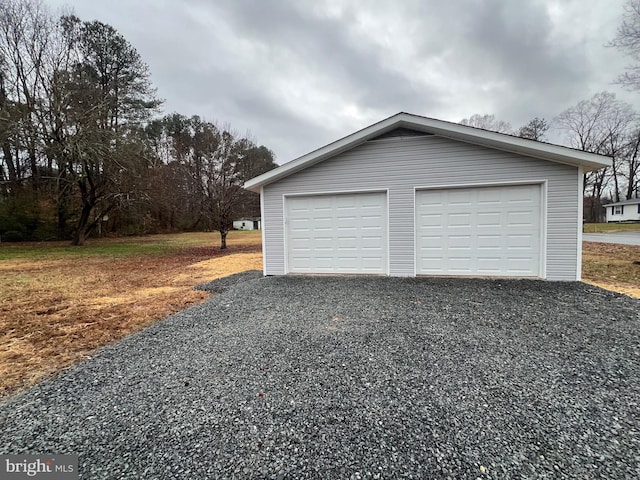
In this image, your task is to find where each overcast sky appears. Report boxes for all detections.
[47,0,638,163]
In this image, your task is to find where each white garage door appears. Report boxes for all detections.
[286,192,387,274]
[416,184,542,277]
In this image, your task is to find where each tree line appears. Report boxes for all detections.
[3,0,640,240]
[0,0,276,245]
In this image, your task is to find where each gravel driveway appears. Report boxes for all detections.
[1,273,639,479]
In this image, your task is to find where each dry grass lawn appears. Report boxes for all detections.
[0,231,262,398]
[582,241,640,299]
[1,231,639,399]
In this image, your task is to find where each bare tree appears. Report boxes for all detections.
[555,92,636,219]
[0,0,52,189]
[517,117,549,141]
[620,125,640,199]
[610,0,640,199]
[197,124,267,249]
[55,16,161,245]
[610,0,640,89]
[143,114,276,247]
[0,1,277,243]
[459,114,512,133]
[0,1,161,243]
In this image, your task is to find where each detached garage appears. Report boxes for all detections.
[244,113,611,281]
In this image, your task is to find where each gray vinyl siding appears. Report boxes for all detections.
[262,135,579,280]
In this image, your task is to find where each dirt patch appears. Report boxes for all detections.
[0,232,262,398]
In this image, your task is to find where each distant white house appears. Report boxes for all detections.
[233,218,261,230]
[603,198,640,222]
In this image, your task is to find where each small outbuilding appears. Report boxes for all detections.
[233,218,261,231]
[245,113,611,280]
[603,198,640,223]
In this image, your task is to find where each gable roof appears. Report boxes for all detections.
[244,112,612,192]
[603,198,640,207]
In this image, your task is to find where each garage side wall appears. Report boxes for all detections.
[262,135,579,280]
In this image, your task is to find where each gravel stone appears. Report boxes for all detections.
[195,270,264,294]
[1,276,639,479]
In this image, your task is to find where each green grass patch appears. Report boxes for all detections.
[0,232,225,261]
[583,223,640,233]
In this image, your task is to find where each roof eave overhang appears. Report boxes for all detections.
[244,115,401,192]
[244,113,612,193]
[603,200,640,207]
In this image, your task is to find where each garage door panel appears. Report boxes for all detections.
[449,257,472,271]
[421,258,445,271]
[477,212,501,227]
[290,217,312,226]
[448,213,471,226]
[286,192,387,274]
[336,214,359,224]
[477,190,501,203]
[477,234,501,248]
[361,256,383,266]
[449,189,472,203]
[333,224,358,233]
[507,234,534,248]
[416,184,541,277]
[316,237,334,251]
[507,211,535,226]
[419,235,443,248]
[418,190,442,203]
[419,214,443,227]
[361,236,383,247]
[476,257,502,271]
[506,257,536,271]
[361,215,382,224]
[290,242,311,250]
[448,241,471,251]
[507,190,535,202]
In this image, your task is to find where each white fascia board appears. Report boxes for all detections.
[244,112,612,192]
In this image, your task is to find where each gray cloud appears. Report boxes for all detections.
[207,1,447,117]
[48,0,637,162]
